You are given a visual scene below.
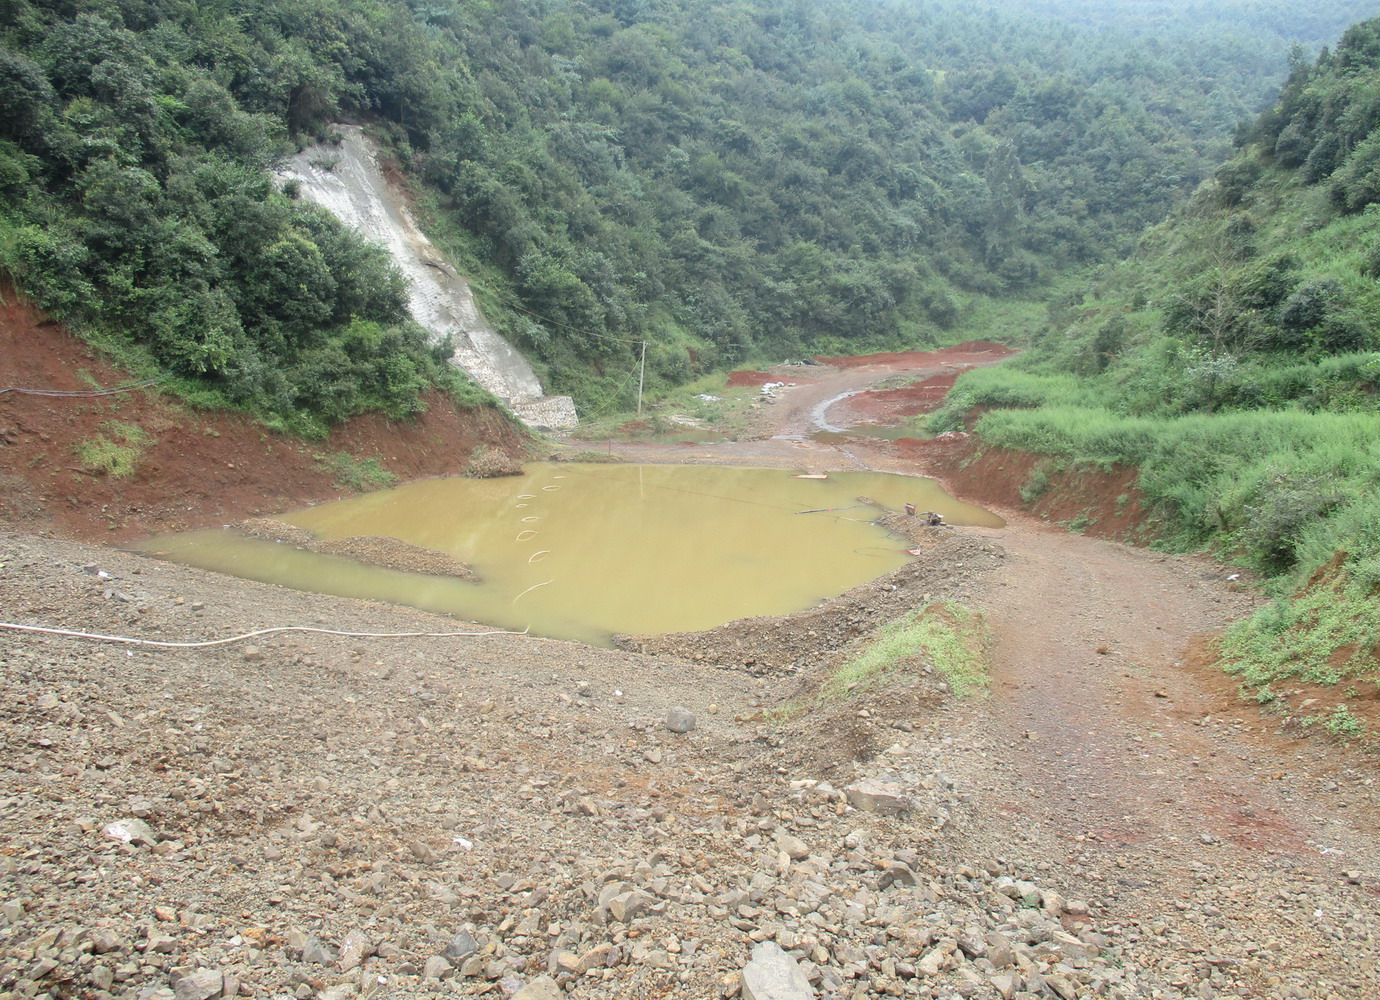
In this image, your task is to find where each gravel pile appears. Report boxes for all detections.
[310,537,477,581]
[234,521,477,580]
[235,520,317,548]
[1,531,1377,1000]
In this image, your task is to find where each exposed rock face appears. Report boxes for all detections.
[277,126,577,430]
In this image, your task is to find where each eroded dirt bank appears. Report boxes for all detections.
[3,315,1380,1000]
[0,290,527,544]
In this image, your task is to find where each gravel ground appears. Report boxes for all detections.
[3,521,1377,1000]
[0,530,1007,1000]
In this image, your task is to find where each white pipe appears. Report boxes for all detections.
[0,621,527,649]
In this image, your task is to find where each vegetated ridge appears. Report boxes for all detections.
[932,18,1380,741]
[0,287,527,543]
[0,0,1367,427]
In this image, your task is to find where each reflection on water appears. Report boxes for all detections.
[133,464,1002,645]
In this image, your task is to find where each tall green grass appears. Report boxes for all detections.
[926,114,1380,707]
[970,405,1380,584]
[766,601,992,722]
[927,368,1097,431]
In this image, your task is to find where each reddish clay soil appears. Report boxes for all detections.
[890,438,1156,544]
[830,371,960,425]
[0,286,526,543]
[725,369,816,387]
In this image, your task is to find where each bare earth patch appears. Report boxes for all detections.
[0,283,528,544]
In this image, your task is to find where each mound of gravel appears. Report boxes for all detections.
[4,526,1377,1000]
[312,536,478,581]
[234,521,478,580]
[615,531,1003,675]
[235,518,316,548]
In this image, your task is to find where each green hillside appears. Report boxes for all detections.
[1,0,1365,426]
[934,19,1380,704]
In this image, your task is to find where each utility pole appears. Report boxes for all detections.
[637,340,647,416]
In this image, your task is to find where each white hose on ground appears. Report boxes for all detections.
[0,374,169,398]
[0,621,527,648]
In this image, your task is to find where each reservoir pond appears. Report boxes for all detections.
[134,464,1002,645]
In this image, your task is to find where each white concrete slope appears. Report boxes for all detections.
[276,126,578,430]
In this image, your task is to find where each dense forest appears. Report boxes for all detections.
[933,18,1380,701]
[1,0,1371,426]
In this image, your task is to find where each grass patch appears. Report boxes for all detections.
[823,600,992,701]
[1216,578,1380,691]
[968,404,1380,580]
[552,449,626,464]
[1067,511,1095,533]
[571,372,760,443]
[317,453,397,492]
[74,421,153,478]
[1323,704,1368,742]
[1019,460,1055,503]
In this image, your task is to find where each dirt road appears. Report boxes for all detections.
[598,342,1011,474]
[942,518,1380,999]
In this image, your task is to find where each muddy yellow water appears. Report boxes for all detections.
[134,464,1001,645]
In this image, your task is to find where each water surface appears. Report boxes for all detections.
[135,464,1001,644]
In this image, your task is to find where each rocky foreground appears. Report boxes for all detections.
[0,530,1376,1000]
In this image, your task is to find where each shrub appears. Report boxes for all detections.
[1019,461,1053,503]
[1217,579,1380,690]
[1324,704,1367,741]
[1236,472,1346,574]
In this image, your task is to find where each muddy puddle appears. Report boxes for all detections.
[133,464,1001,645]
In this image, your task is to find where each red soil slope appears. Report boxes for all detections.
[0,288,526,543]
[890,436,1155,545]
